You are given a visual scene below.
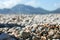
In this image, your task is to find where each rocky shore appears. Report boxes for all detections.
[0,14,60,40]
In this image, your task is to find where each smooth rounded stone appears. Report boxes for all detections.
[48,30,54,36]
[18,31,23,35]
[20,31,30,39]
[3,27,9,30]
[32,36,35,40]
[32,36,40,40]
[25,25,31,28]
[49,22,57,26]
[17,22,21,25]
[41,36,46,40]
[31,28,36,33]
[38,27,43,31]
[3,28,9,32]
[7,28,17,35]
[31,24,38,32]
[8,29,13,33]
[59,26,60,30]
[34,15,40,21]
[32,24,38,28]
[15,27,22,31]
[2,30,8,33]
[54,34,60,39]
[11,30,20,38]
[26,38,30,40]
[52,39,60,40]
[44,27,49,32]
[52,34,58,39]
[41,31,48,36]
[48,39,50,40]
[52,39,56,40]
[0,28,3,32]
[19,30,24,37]
[8,27,15,32]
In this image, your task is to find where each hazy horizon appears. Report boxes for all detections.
[0,0,60,11]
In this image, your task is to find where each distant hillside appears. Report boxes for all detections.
[12,4,49,14]
[51,8,60,13]
[0,4,49,14]
[0,4,60,14]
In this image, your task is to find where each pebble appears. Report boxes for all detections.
[48,29,54,36]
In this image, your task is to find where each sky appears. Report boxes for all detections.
[0,0,60,11]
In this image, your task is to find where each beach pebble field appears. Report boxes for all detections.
[0,14,60,40]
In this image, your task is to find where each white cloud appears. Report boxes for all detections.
[0,0,39,9]
[0,0,22,9]
[25,0,41,7]
[25,0,40,7]
[25,1,35,5]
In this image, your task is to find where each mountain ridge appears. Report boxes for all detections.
[0,4,60,14]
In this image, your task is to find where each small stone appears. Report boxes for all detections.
[48,29,54,36]
[20,31,30,39]
[41,36,46,40]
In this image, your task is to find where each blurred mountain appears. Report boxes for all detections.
[51,8,60,13]
[0,8,14,14]
[0,4,60,14]
[11,4,49,14]
[0,4,49,14]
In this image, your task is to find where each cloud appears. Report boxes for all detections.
[25,0,40,7]
[0,0,40,9]
[0,0,59,10]
[25,1,35,6]
[0,0,22,9]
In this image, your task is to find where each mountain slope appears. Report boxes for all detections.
[50,8,60,13]
[0,4,49,14]
[11,4,49,14]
